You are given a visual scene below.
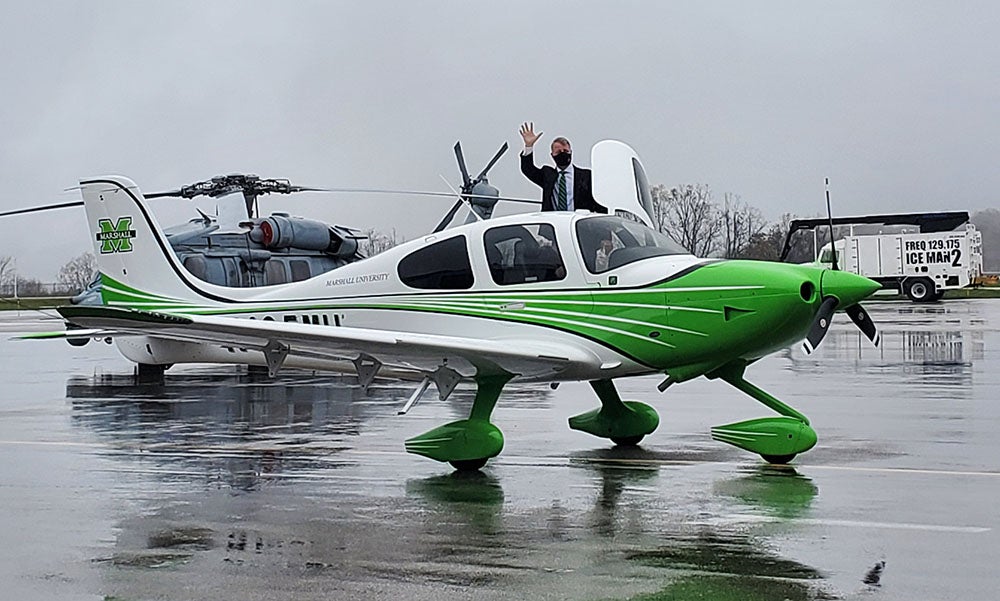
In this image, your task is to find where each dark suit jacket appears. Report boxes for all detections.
[520,152,608,213]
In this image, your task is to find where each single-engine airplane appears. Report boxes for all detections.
[35,141,882,471]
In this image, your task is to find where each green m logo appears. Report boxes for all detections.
[96,216,136,254]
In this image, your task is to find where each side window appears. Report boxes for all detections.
[484,224,565,285]
[222,257,241,287]
[289,260,311,282]
[183,255,208,281]
[398,235,474,289]
[265,260,287,285]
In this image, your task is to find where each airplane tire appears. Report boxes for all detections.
[761,454,796,464]
[611,435,645,446]
[904,277,935,303]
[450,458,488,472]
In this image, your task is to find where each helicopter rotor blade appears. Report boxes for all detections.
[0,200,83,218]
[309,187,540,205]
[454,142,471,189]
[438,175,483,222]
[473,141,509,183]
[144,190,183,199]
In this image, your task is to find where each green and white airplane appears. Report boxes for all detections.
[46,141,881,471]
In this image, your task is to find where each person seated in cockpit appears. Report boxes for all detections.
[595,234,615,272]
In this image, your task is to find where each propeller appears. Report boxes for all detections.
[800,178,881,355]
[434,141,510,232]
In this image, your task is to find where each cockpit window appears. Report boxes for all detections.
[398,235,474,289]
[484,224,565,285]
[576,215,688,273]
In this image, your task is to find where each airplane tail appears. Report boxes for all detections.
[80,176,207,309]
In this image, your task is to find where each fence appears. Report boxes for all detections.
[0,283,80,297]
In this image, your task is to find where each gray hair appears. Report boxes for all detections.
[550,137,571,151]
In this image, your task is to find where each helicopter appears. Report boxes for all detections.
[69,142,513,303]
[70,173,367,306]
[31,141,518,380]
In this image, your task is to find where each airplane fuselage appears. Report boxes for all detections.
[106,210,833,385]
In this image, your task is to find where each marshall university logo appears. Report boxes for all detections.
[96,216,136,254]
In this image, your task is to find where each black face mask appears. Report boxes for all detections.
[552,151,572,168]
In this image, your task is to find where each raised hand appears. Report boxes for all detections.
[519,122,543,147]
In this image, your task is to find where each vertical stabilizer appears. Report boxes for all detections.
[80,176,202,307]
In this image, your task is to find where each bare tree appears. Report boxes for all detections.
[358,228,400,257]
[58,252,97,293]
[719,193,768,258]
[14,276,44,296]
[651,183,721,257]
[0,256,13,292]
[742,213,803,261]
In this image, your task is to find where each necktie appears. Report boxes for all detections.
[556,171,568,211]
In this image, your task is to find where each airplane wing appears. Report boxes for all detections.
[56,305,601,381]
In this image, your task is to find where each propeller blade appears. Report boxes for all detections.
[801,296,839,355]
[474,141,509,182]
[0,200,83,218]
[433,199,465,233]
[845,303,881,347]
[454,142,471,188]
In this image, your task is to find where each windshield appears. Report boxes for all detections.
[576,215,688,273]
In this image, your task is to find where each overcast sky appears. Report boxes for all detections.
[1,1,997,278]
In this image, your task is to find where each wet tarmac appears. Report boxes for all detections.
[1,300,999,600]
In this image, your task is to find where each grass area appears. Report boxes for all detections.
[0,297,70,311]
[944,287,1000,299]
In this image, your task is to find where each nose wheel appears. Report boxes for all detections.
[709,362,817,463]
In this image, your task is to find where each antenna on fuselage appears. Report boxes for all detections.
[825,177,839,271]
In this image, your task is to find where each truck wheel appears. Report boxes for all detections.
[904,278,935,303]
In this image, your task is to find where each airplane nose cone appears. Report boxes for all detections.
[820,269,881,306]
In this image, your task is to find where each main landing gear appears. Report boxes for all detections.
[404,374,511,471]
[707,361,817,464]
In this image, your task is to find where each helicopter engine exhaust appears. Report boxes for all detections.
[250,213,358,258]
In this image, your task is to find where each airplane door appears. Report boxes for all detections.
[591,140,656,228]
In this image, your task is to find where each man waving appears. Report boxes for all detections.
[519,122,607,213]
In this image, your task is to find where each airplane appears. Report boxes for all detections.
[27,140,882,471]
